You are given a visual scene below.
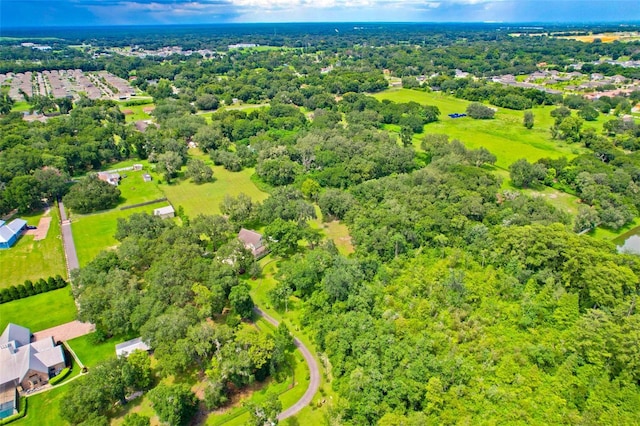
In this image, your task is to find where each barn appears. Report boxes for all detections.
[0,219,27,249]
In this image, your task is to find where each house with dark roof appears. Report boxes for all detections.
[238,228,267,258]
[0,324,66,419]
[0,219,27,249]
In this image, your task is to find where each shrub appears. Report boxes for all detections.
[466,102,496,119]
[48,367,71,386]
[0,276,68,304]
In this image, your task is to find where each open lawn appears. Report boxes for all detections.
[310,207,354,255]
[118,102,155,123]
[18,385,68,426]
[374,88,597,169]
[72,203,170,267]
[160,150,268,217]
[0,287,77,333]
[493,168,582,216]
[0,207,66,288]
[10,101,31,112]
[116,170,166,207]
[67,332,129,368]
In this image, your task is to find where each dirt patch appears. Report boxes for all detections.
[25,216,52,241]
[32,320,95,342]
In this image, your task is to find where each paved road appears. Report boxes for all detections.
[58,201,79,275]
[253,307,321,420]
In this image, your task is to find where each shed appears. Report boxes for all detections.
[115,337,151,358]
[142,174,152,182]
[153,205,175,219]
[0,219,27,249]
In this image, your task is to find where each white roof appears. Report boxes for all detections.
[0,329,64,387]
[153,206,175,215]
[0,219,27,243]
[115,337,150,357]
[0,324,30,348]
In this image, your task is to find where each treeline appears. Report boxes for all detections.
[0,275,68,304]
[0,100,138,215]
[262,152,640,423]
[284,225,640,424]
[505,108,640,231]
[70,211,295,423]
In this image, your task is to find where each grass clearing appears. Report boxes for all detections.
[310,207,354,255]
[72,203,170,267]
[159,150,268,217]
[119,102,155,123]
[18,384,68,426]
[67,332,129,368]
[373,88,596,169]
[590,217,640,242]
[10,101,30,112]
[116,171,166,207]
[492,168,582,216]
[0,287,77,333]
[0,206,66,289]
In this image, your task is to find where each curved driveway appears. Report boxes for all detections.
[253,307,321,420]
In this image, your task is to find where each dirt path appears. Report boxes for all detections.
[32,320,95,342]
[253,307,321,420]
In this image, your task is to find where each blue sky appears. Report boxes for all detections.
[1,0,639,28]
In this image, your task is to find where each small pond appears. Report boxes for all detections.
[614,226,640,255]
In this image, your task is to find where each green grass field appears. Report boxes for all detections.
[493,168,582,216]
[10,101,30,112]
[71,203,170,267]
[0,206,66,289]
[160,150,268,217]
[18,385,68,426]
[116,170,166,207]
[310,206,354,255]
[119,102,154,123]
[67,332,127,368]
[0,287,77,332]
[373,88,600,169]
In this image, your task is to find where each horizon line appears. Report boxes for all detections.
[3,20,640,31]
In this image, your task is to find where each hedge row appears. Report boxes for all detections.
[0,275,67,304]
[48,367,71,386]
[0,397,26,425]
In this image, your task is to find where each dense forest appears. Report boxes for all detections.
[2,23,640,425]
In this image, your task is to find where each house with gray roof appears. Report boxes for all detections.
[0,324,66,392]
[0,219,27,249]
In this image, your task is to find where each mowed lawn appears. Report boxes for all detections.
[0,287,77,332]
[71,203,170,267]
[0,206,66,289]
[19,384,68,426]
[67,332,126,368]
[116,170,166,207]
[160,152,268,217]
[373,88,602,169]
[118,102,154,123]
